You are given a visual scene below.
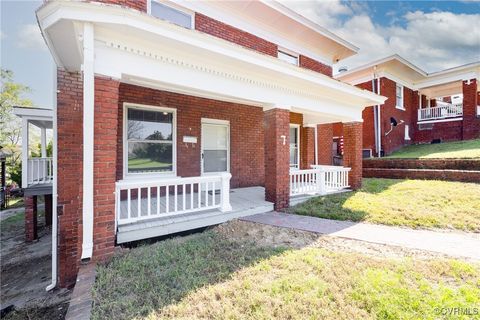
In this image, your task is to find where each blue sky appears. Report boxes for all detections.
[1,0,479,108]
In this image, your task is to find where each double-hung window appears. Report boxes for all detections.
[396,83,404,110]
[125,105,176,176]
[149,1,193,29]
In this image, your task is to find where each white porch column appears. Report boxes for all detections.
[220,172,232,212]
[81,22,94,260]
[40,127,47,158]
[21,118,29,188]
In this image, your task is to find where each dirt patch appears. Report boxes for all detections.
[215,220,457,261]
[0,209,71,319]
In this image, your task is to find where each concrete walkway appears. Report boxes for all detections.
[241,212,480,260]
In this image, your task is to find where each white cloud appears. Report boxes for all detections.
[17,23,46,50]
[282,1,480,73]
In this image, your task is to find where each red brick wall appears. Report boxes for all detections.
[195,13,278,57]
[24,195,38,242]
[93,76,120,261]
[299,55,332,77]
[378,77,415,155]
[117,83,265,188]
[363,168,480,183]
[57,69,83,288]
[343,122,362,189]
[462,79,480,140]
[317,124,333,165]
[301,127,315,169]
[332,122,343,137]
[414,120,463,143]
[264,108,290,210]
[194,14,333,77]
[363,158,480,171]
[93,0,147,11]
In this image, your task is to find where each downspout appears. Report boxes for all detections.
[372,77,378,156]
[377,77,382,157]
[81,22,94,260]
[46,65,58,291]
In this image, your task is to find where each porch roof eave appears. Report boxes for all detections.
[37,1,386,122]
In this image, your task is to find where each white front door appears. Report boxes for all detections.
[201,120,230,175]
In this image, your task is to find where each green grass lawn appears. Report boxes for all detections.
[384,139,480,159]
[92,231,480,320]
[128,158,172,171]
[291,178,480,232]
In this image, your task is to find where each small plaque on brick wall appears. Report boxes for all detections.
[183,136,197,143]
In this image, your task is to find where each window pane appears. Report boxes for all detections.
[128,142,173,173]
[290,127,298,144]
[203,150,227,173]
[128,109,173,141]
[151,2,192,29]
[278,50,298,65]
[290,145,298,168]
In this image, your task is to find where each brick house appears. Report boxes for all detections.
[31,0,385,288]
[335,55,480,156]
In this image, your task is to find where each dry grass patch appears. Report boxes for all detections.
[291,178,480,232]
[92,229,480,320]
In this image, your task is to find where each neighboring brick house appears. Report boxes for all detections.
[33,0,385,288]
[335,55,480,156]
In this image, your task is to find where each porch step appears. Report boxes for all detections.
[117,186,273,243]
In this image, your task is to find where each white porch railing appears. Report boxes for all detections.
[418,102,463,121]
[115,173,232,225]
[27,157,53,185]
[290,165,350,196]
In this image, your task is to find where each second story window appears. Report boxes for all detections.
[149,1,193,29]
[396,83,404,110]
[278,49,299,66]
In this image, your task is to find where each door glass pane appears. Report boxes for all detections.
[128,142,173,173]
[203,125,227,149]
[204,150,227,173]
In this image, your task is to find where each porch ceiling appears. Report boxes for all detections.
[37,1,386,124]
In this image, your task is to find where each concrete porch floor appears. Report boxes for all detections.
[116,186,274,243]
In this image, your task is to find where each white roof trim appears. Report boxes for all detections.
[13,106,53,120]
[260,0,359,53]
[37,1,385,107]
[335,54,427,79]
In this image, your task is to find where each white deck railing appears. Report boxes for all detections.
[27,157,53,185]
[290,165,350,196]
[418,102,462,121]
[115,173,232,225]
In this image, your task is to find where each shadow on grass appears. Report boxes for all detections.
[92,230,288,320]
[289,178,404,224]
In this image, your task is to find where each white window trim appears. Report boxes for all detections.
[404,124,411,140]
[289,124,300,169]
[201,118,230,176]
[278,47,299,66]
[147,0,195,29]
[395,83,405,110]
[123,102,177,180]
